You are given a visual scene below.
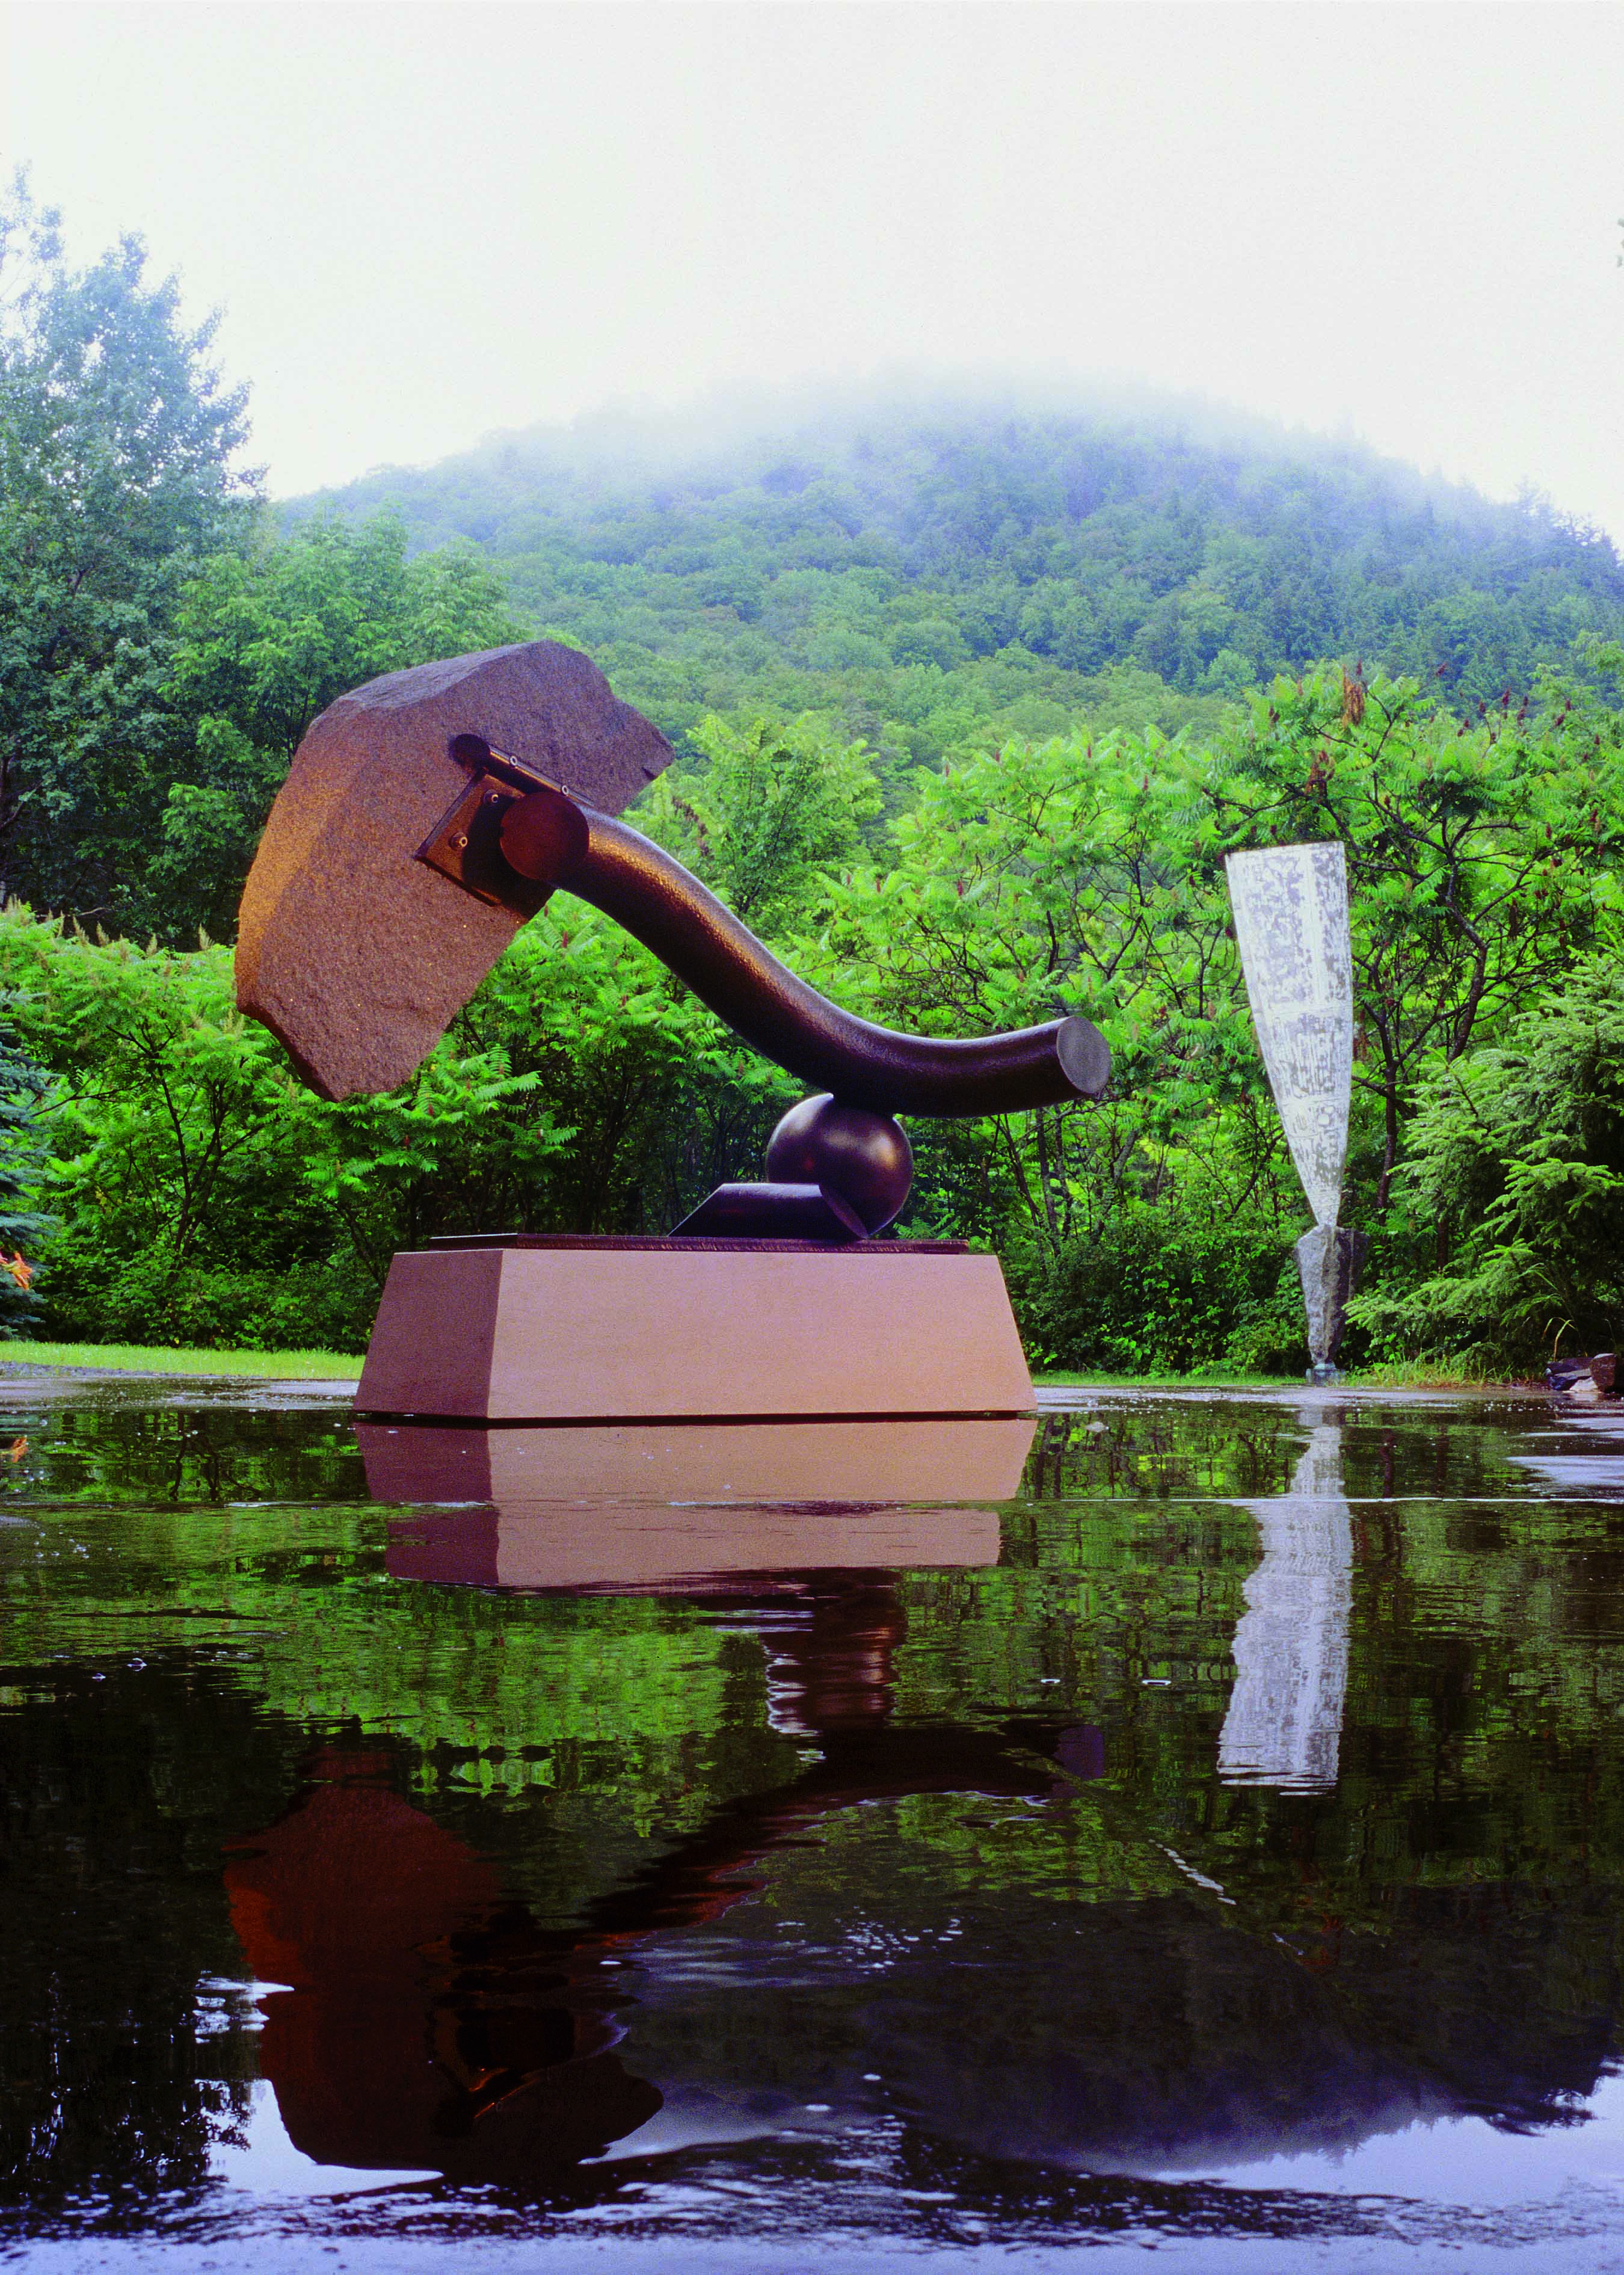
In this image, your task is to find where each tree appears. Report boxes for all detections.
[1352,956,1624,1369]
[299,392,1624,774]
[153,512,523,938]
[803,728,1288,1303]
[0,176,255,923]
[641,712,881,932]
[1199,670,1624,1205]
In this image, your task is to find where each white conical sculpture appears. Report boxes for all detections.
[1225,841,1367,1379]
[1218,1419,1352,1794]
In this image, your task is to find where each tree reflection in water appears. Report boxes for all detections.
[1,1387,1622,2241]
[222,1573,1100,2187]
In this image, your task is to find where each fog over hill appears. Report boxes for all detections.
[290,383,1624,767]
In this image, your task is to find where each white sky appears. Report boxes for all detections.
[2,1,1622,534]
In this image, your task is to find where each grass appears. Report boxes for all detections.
[0,1347,1536,1394]
[1036,1361,1540,1393]
[1350,1357,1540,1391]
[0,1338,363,1380]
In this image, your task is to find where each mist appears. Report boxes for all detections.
[5,2,1622,538]
[296,366,1595,540]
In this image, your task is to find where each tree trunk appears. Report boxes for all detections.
[1376,1082,1400,1211]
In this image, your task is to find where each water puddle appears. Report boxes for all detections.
[2,1382,1623,2268]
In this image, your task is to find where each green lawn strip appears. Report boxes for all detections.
[0,1339,363,1380]
[1351,1360,1542,1391]
[1035,1364,1540,1393]
[0,1347,1536,1394]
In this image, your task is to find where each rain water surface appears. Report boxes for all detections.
[2,1378,1623,2272]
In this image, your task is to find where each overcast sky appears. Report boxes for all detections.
[2,1,1621,534]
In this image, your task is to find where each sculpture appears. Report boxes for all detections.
[236,642,1109,1420]
[1225,841,1367,1382]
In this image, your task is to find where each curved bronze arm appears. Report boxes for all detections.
[487,781,1109,1117]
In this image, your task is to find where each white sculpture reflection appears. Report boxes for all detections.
[1218,1419,1352,1794]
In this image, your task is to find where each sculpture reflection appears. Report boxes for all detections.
[360,1414,1033,1585]
[225,1639,1097,2186]
[225,1412,1105,2188]
[1218,1418,1353,1794]
[224,1752,661,2182]
[218,1407,1614,2202]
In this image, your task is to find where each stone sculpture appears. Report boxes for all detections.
[237,641,671,1100]
[235,640,1111,1420]
[1225,841,1367,1381]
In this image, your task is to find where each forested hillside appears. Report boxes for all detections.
[295,390,1624,767]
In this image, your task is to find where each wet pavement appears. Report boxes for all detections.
[2,1378,1623,2270]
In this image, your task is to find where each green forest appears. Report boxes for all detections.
[7,183,1624,1375]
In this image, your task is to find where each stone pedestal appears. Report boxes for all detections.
[354,1236,1035,1423]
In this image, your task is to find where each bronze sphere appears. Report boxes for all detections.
[765,1094,913,1234]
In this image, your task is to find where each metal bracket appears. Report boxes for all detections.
[414,736,564,918]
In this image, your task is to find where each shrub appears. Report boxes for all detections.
[1350,955,1624,1372]
[1006,1207,1305,1376]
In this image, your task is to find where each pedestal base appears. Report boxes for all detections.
[354,1236,1035,1421]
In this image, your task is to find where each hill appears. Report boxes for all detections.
[290,384,1624,767]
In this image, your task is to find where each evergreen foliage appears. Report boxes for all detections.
[7,665,1623,1371]
[1354,957,1624,1370]
[0,1011,48,1335]
[0,178,523,944]
[156,511,523,938]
